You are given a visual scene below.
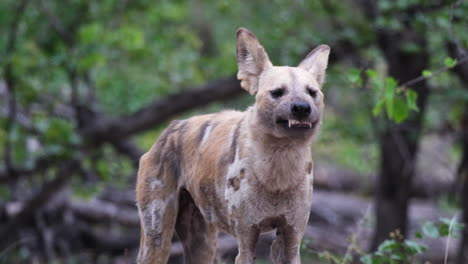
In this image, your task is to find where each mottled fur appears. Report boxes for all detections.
[136,28,330,264]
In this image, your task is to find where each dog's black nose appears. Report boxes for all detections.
[291,102,311,118]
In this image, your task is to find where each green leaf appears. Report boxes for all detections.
[348,68,362,84]
[383,77,397,118]
[438,218,462,237]
[385,77,397,99]
[393,98,409,123]
[373,99,385,116]
[415,231,423,239]
[422,70,432,77]
[422,222,439,238]
[366,69,377,79]
[378,239,398,252]
[111,26,146,52]
[444,57,457,68]
[406,90,419,111]
[438,222,450,237]
[405,240,427,256]
[78,52,106,71]
[79,23,103,45]
[360,255,371,264]
[385,96,395,119]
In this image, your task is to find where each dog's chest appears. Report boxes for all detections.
[221,156,313,229]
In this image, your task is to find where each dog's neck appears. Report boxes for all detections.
[245,109,312,192]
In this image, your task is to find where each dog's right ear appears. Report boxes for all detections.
[236,28,273,95]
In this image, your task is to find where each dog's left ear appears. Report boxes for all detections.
[298,45,330,86]
[236,28,273,95]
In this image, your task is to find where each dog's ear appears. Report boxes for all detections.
[298,45,330,86]
[236,28,272,95]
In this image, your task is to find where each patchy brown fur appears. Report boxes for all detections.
[136,28,330,264]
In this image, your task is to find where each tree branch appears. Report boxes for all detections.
[447,42,468,84]
[0,161,78,250]
[69,198,139,227]
[400,53,468,88]
[81,76,243,141]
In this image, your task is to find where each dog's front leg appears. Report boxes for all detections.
[234,226,260,264]
[271,227,302,264]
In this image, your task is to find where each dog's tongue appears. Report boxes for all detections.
[288,120,312,128]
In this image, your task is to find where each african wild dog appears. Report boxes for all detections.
[136,28,330,264]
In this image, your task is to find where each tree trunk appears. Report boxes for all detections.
[457,108,468,264]
[372,29,430,249]
[447,42,468,264]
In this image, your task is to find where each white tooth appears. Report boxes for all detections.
[288,120,291,128]
[308,122,312,128]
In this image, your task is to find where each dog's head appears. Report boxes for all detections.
[236,28,330,140]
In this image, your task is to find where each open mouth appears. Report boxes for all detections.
[276,119,315,129]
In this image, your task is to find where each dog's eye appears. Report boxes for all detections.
[307,88,318,98]
[270,88,285,99]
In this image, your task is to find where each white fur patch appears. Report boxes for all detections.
[150,178,164,191]
[201,124,213,146]
[308,170,314,200]
[224,151,249,214]
[144,200,165,233]
[137,205,149,261]
[139,193,176,249]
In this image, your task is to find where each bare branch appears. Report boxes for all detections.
[400,54,468,88]
[447,43,468,84]
[0,161,78,251]
[69,199,139,227]
[81,76,243,141]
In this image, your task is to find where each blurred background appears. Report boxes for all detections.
[1,0,468,263]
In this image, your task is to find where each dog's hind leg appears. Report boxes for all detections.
[137,195,178,264]
[136,121,187,264]
[136,154,180,263]
[175,188,219,264]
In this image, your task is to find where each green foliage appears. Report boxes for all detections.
[421,70,432,77]
[419,218,463,238]
[304,218,462,264]
[352,218,459,264]
[444,57,457,68]
[361,238,427,264]
[349,68,418,124]
[421,221,439,238]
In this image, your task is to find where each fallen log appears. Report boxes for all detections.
[1,188,457,263]
[69,198,140,227]
[67,190,458,263]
